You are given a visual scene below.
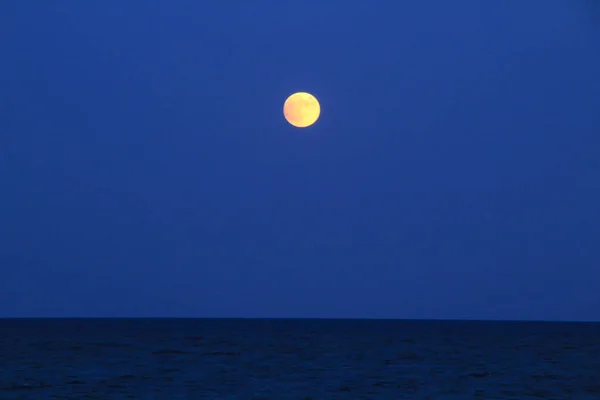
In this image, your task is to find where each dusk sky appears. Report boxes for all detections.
[1,1,598,320]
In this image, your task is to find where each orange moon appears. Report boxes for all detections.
[283,92,320,128]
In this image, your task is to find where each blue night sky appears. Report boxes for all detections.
[1,1,598,320]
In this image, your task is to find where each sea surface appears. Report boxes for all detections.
[0,319,599,399]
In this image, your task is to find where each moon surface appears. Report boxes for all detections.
[283,92,320,128]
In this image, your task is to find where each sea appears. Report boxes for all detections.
[0,318,599,399]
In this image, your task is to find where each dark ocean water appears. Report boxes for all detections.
[0,319,599,399]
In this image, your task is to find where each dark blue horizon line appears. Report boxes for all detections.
[0,317,598,323]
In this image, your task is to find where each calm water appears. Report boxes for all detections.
[0,319,599,399]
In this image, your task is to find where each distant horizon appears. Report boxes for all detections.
[1,316,598,323]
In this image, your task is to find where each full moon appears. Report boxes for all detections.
[283,92,320,128]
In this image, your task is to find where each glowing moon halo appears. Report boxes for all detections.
[283,92,320,128]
